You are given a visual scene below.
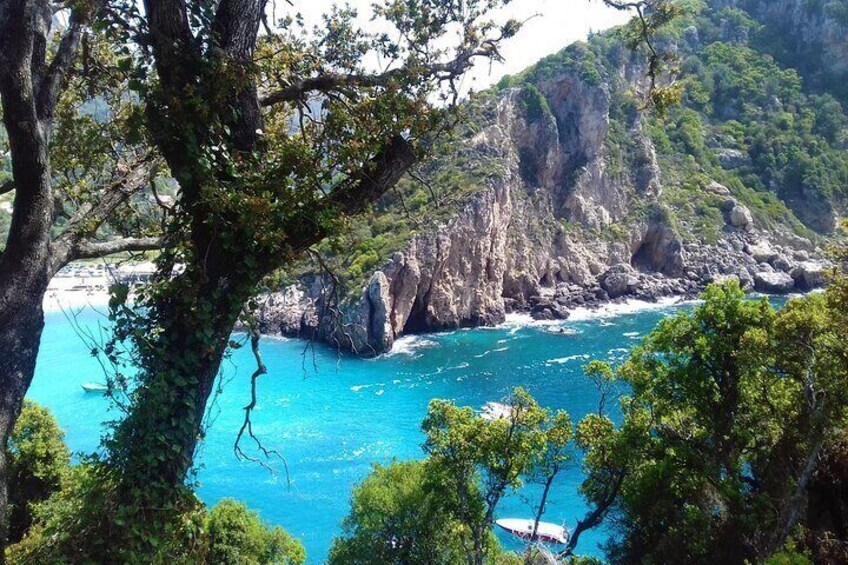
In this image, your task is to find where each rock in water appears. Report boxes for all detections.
[600,264,640,299]
[530,299,570,321]
[753,271,795,293]
[366,272,393,352]
[790,261,827,290]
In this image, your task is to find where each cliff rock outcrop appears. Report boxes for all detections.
[256,1,843,355]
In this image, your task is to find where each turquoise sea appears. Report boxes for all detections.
[27,297,784,563]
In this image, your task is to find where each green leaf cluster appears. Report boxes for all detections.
[575,275,848,563]
[206,499,305,565]
[5,401,70,545]
[328,460,469,565]
[8,466,304,565]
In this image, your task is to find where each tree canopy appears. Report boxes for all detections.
[574,275,848,563]
[330,388,573,565]
[0,1,747,562]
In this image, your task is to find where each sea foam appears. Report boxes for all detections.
[383,335,439,357]
[499,297,692,333]
[545,354,590,366]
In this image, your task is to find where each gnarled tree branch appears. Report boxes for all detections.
[282,134,417,261]
[37,3,102,121]
[233,322,290,482]
[50,156,162,273]
[259,44,500,107]
[66,236,162,263]
[562,468,627,557]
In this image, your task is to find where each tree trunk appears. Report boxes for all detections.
[0,9,57,549]
[0,279,50,561]
[564,469,626,556]
[525,474,556,565]
[472,526,485,565]
[109,270,252,499]
[770,426,827,554]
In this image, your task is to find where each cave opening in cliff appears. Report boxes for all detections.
[630,242,659,275]
[402,300,431,335]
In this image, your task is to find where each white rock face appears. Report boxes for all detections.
[753,271,795,293]
[366,272,393,352]
[384,182,512,335]
[790,261,827,290]
[705,181,731,196]
[600,264,640,299]
[256,58,829,354]
[747,240,778,263]
[728,203,754,232]
[717,148,748,168]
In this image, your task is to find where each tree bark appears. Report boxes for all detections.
[525,474,556,564]
[109,268,254,494]
[0,3,57,554]
[0,2,145,554]
[0,291,49,563]
[770,424,827,554]
[564,469,626,556]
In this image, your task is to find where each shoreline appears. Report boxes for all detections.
[43,271,816,349]
[43,281,111,313]
[43,262,156,313]
[381,290,810,358]
[503,295,697,325]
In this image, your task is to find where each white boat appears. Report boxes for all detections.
[495,518,569,545]
[480,401,512,421]
[81,382,109,393]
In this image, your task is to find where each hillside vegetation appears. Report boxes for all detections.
[290,0,847,297]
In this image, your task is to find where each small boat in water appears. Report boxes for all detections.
[81,382,109,393]
[480,401,512,421]
[495,518,569,545]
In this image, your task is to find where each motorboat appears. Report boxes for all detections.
[81,382,109,393]
[480,401,512,421]
[495,518,569,545]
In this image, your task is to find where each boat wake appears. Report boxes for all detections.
[545,354,590,366]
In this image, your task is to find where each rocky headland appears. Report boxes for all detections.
[253,0,843,355]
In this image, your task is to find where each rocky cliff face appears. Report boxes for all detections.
[256,2,840,355]
[715,0,848,92]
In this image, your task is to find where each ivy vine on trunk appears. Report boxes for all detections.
[88,0,523,553]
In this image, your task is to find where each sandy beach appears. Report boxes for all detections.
[43,262,156,313]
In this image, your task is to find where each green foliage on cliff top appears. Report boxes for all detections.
[636,4,848,240]
[518,84,554,125]
[278,0,848,293]
[497,41,604,89]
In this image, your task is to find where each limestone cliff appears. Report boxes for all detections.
[256,1,843,355]
[714,0,848,94]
